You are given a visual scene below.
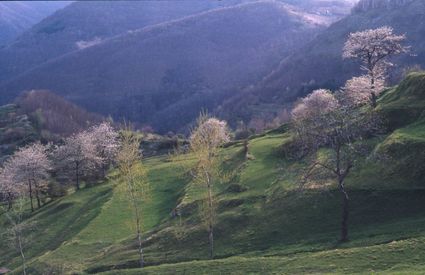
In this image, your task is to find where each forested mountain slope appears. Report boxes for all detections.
[0,1,326,133]
[0,0,355,85]
[0,1,70,47]
[0,0,248,84]
[0,90,102,159]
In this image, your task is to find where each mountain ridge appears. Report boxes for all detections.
[0,1,71,47]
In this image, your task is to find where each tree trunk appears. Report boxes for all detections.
[206,176,214,259]
[76,162,80,190]
[132,187,144,268]
[7,192,13,210]
[209,223,214,259]
[137,226,144,268]
[370,68,377,108]
[339,182,349,242]
[35,189,41,209]
[243,139,249,159]
[370,92,377,108]
[17,231,27,275]
[28,180,34,212]
[34,181,41,209]
[102,164,107,179]
[135,212,144,267]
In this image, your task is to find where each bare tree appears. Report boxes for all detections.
[116,127,149,268]
[291,89,380,242]
[189,113,230,259]
[343,26,408,107]
[1,191,35,275]
[54,131,100,190]
[1,143,51,211]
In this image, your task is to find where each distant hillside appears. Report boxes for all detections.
[286,0,358,19]
[0,1,326,133]
[352,0,414,12]
[15,90,103,138]
[222,0,425,124]
[0,90,105,158]
[0,0,355,85]
[0,0,248,85]
[0,1,70,47]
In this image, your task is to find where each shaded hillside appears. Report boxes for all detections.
[0,1,70,47]
[0,0,249,85]
[1,73,425,274]
[15,90,103,138]
[0,90,181,159]
[286,0,358,19]
[352,0,415,12]
[0,90,104,159]
[221,0,425,124]
[0,0,355,86]
[0,1,325,133]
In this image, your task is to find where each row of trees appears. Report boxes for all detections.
[54,122,119,190]
[0,121,154,272]
[0,122,119,212]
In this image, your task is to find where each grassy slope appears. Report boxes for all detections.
[1,73,425,274]
[0,184,113,272]
[14,159,188,273]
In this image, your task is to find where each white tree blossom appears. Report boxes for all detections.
[291,89,339,121]
[342,75,385,105]
[89,122,119,176]
[1,143,51,211]
[0,166,20,210]
[343,26,408,106]
[54,131,101,190]
[190,117,230,152]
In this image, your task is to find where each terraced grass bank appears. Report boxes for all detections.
[1,73,425,274]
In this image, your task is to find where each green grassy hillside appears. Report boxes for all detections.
[1,73,425,274]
